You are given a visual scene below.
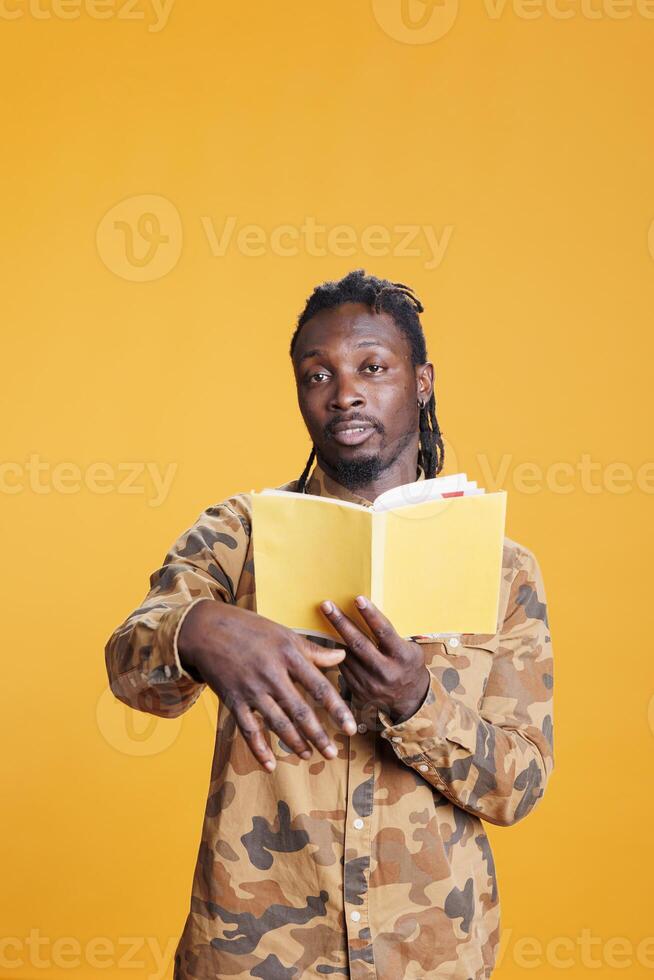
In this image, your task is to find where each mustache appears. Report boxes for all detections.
[324,414,385,437]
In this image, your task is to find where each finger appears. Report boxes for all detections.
[287,656,357,739]
[351,595,401,655]
[319,600,380,668]
[233,702,277,772]
[299,639,346,668]
[274,684,341,759]
[312,650,346,669]
[337,661,368,702]
[257,694,313,760]
[337,653,370,689]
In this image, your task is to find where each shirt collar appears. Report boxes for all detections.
[305,458,425,507]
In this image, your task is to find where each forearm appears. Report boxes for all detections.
[105,500,250,718]
[379,672,553,827]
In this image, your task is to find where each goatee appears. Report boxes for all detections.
[332,453,385,490]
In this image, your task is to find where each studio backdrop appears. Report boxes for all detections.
[2,2,653,978]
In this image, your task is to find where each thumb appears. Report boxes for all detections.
[299,637,346,667]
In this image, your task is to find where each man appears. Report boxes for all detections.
[105,269,554,979]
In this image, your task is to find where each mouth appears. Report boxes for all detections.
[328,422,377,447]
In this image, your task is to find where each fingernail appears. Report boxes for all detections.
[324,744,337,759]
[343,718,357,736]
[355,595,367,609]
[321,600,333,614]
[264,759,276,771]
[300,749,312,760]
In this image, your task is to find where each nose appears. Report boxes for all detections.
[328,373,365,412]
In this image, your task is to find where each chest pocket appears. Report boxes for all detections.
[416,632,499,712]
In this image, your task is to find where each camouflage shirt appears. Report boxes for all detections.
[104,461,554,979]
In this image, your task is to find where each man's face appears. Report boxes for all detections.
[292,302,433,488]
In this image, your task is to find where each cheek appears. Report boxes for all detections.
[379,387,415,432]
[297,392,325,436]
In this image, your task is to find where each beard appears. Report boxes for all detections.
[320,428,415,491]
[331,452,385,490]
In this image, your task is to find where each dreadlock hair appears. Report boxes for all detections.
[290,269,445,492]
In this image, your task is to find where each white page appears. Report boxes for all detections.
[372,472,483,512]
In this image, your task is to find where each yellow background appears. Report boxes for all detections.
[2,1,653,977]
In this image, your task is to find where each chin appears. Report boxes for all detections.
[332,452,384,489]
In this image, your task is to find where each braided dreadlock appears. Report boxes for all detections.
[290,269,445,492]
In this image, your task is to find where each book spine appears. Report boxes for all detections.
[370,511,387,609]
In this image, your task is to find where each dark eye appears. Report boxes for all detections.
[308,371,329,383]
[363,364,384,374]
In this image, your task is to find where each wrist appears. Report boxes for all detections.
[388,667,431,724]
[177,598,234,681]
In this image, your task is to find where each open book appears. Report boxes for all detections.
[251,473,506,641]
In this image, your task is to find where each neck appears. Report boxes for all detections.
[316,444,421,503]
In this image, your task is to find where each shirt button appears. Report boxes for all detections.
[391,736,402,743]
[448,636,460,648]
[350,910,361,922]
[353,818,364,830]
[419,764,429,772]
[357,723,368,734]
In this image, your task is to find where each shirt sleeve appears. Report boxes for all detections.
[104,499,250,719]
[378,545,554,827]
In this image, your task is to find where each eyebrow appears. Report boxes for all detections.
[297,340,391,364]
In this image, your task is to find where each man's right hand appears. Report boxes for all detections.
[178,599,357,771]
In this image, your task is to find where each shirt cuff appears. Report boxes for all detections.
[377,671,473,757]
[146,597,213,687]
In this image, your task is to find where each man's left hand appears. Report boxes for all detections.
[319,596,430,724]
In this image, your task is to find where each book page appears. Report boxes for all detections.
[380,492,507,636]
[251,492,373,640]
[372,472,477,512]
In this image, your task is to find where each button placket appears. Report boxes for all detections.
[342,725,378,978]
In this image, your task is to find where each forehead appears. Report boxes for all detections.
[293,302,411,362]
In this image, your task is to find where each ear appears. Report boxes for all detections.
[415,362,434,404]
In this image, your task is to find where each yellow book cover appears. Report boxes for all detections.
[251,476,507,641]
